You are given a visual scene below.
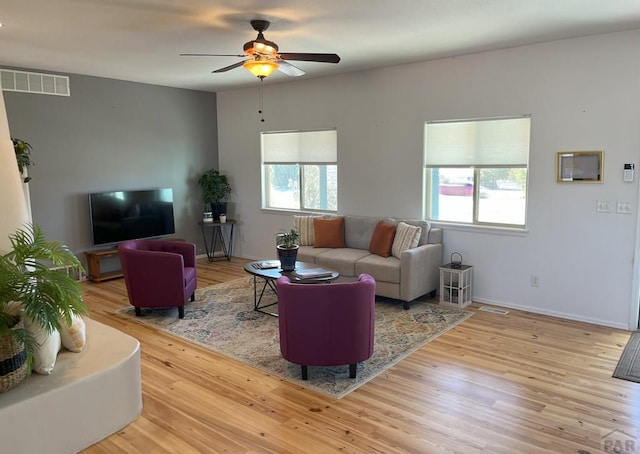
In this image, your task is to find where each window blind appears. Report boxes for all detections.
[425,117,530,166]
[262,129,337,164]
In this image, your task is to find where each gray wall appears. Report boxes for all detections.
[4,71,218,258]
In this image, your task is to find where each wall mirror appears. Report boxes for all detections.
[556,151,603,183]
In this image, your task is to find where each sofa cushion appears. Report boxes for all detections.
[344,216,379,250]
[391,222,421,259]
[298,245,332,262]
[355,254,401,284]
[368,221,396,258]
[24,315,62,375]
[315,248,372,276]
[384,218,430,246]
[293,215,317,246]
[402,219,429,246]
[427,227,442,245]
[59,314,87,353]
[314,217,346,248]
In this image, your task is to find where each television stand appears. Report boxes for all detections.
[86,248,124,282]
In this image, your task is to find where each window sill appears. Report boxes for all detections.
[261,208,337,216]
[429,221,529,237]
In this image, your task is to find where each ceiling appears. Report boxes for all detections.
[2,0,640,93]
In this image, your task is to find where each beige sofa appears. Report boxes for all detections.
[295,215,443,309]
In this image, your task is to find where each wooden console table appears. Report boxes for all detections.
[85,248,123,282]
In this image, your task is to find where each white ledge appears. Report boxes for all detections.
[0,318,142,454]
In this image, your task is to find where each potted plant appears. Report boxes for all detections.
[0,224,87,392]
[276,229,300,271]
[197,169,231,221]
[12,138,34,183]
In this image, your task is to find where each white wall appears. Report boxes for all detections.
[0,92,30,253]
[217,29,640,329]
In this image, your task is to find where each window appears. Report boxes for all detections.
[262,129,337,212]
[424,116,530,228]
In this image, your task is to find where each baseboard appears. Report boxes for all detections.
[472,296,630,330]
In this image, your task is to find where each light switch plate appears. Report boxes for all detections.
[596,200,610,213]
[617,201,632,214]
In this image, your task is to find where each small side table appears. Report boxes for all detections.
[199,219,236,261]
[439,263,473,308]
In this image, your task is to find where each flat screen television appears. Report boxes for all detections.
[89,188,175,247]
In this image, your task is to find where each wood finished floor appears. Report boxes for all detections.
[82,257,639,454]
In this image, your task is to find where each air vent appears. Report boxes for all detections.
[1,69,70,96]
[478,306,509,315]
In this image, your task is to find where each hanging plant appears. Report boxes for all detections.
[12,138,34,183]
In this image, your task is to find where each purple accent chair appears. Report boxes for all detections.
[118,239,197,319]
[276,274,376,380]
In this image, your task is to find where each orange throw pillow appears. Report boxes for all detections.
[313,217,346,248]
[369,221,397,257]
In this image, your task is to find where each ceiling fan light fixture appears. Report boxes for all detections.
[255,42,276,55]
[243,59,279,78]
[243,39,279,57]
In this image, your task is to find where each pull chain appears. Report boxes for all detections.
[258,76,265,122]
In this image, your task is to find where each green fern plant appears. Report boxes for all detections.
[0,224,87,366]
[277,229,300,249]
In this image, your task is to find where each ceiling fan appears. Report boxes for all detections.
[180,19,341,79]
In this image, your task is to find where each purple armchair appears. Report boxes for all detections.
[276,274,376,380]
[118,239,197,319]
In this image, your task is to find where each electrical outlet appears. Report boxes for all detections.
[531,275,540,287]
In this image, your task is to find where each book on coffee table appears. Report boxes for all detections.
[291,268,333,279]
[252,260,280,270]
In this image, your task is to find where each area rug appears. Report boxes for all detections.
[613,331,640,383]
[115,277,473,399]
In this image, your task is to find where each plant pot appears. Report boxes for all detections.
[210,202,227,222]
[277,245,299,272]
[0,317,28,393]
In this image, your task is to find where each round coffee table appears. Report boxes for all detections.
[244,261,339,316]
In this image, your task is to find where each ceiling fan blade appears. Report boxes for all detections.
[212,61,246,73]
[278,53,341,64]
[180,53,245,57]
[277,61,305,77]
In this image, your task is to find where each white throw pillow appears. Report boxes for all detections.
[392,222,422,259]
[23,315,62,375]
[293,216,317,246]
[59,314,87,353]
[4,301,22,316]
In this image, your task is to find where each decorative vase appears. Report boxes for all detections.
[219,214,227,224]
[0,317,28,393]
[210,202,227,222]
[277,245,299,272]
